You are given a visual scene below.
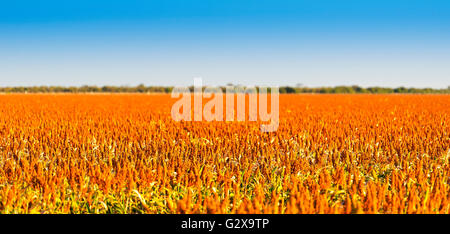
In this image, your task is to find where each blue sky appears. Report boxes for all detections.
[1,0,449,88]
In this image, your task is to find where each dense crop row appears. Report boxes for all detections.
[0,94,448,213]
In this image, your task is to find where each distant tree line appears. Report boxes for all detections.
[277,85,450,94]
[0,84,449,94]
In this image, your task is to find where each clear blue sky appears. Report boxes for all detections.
[1,0,449,88]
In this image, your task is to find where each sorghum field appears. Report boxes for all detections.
[0,94,448,214]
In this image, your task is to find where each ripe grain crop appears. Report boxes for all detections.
[0,94,448,213]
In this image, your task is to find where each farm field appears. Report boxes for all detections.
[0,94,448,214]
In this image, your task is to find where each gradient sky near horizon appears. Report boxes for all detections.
[1,0,449,88]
